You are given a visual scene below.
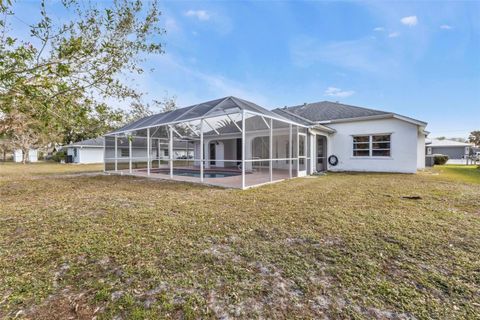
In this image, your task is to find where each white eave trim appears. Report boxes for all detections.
[310,124,336,134]
[317,113,427,127]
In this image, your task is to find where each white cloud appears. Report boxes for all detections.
[324,87,355,98]
[400,16,418,26]
[185,10,210,21]
[373,27,385,32]
[440,24,452,30]
[388,32,400,38]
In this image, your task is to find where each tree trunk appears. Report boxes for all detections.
[22,148,29,164]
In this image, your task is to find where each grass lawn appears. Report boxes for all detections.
[429,164,480,184]
[0,163,479,319]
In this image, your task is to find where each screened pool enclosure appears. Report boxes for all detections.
[104,96,311,189]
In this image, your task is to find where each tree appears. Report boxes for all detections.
[468,130,480,147]
[125,100,156,124]
[0,108,48,163]
[0,0,164,151]
[154,94,178,113]
[0,134,12,161]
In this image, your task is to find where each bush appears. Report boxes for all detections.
[433,154,449,165]
[52,150,66,162]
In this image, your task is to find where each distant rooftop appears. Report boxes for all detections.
[426,138,472,147]
[68,137,104,147]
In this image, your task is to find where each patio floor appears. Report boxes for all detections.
[108,166,298,188]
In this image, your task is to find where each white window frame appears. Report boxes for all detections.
[352,134,392,158]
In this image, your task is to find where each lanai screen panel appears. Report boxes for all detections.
[171,120,201,183]
[116,136,130,170]
[271,119,291,181]
[104,136,115,171]
[148,125,169,175]
[202,112,242,188]
[244,112,271,187]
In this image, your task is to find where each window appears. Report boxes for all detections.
[121,148,129,157]
[427,147,432,155]
[73,148,77,157]
[353,134,391,157]
[353,136,370,157]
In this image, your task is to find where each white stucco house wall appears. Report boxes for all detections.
[275,101,428,174]
[66,138,104,164]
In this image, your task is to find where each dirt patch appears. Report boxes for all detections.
[23,288,100,320]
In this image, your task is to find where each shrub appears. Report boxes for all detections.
[52,150,66,162]
[433,154,448,165]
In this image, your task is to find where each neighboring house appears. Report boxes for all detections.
[425,139,473,159]
[67,137,194,164]
[104,96,428,189]
[66,138,104,164]
[13,149,38,163]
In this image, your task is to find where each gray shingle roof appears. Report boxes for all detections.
[68,137,104,147]
[272,108,315,126]
[276,101,389,122]
[426,139,473,147]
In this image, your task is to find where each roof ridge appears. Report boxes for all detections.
[285,101,389,114]
[322,100,390,114]
[274,108,315,125]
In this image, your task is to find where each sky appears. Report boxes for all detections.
[8,1,480,138]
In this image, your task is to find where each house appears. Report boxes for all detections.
[66,138,104,164]
[67,137,195,164]
[104,96,428,189]
[13,148,38,163]
[425,138,473,160]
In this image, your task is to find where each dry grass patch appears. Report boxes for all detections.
[0,164,479,319]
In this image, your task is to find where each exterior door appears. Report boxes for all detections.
[316,135,327,172]
[298,133,307,177]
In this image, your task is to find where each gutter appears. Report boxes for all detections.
[317,113,428,127]
[310,124,336,134]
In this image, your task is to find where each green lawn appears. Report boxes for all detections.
[429,164,480,184]
[0,163,479,319]
[0,161,103,178]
